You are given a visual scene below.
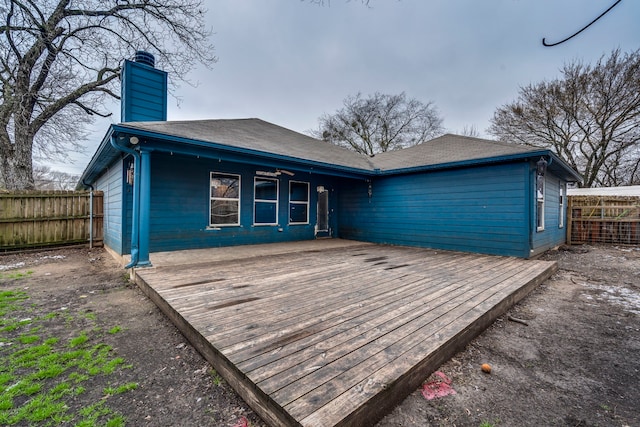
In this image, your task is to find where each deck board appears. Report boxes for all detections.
[133,240,556,427]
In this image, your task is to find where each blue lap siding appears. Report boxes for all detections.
[97,150,570,258]
[120,60,167,123]
[95,159,125,255]
[338,162,532,257]
[83,122,577,259]
[531,171,567,256]
[139,152,340,252]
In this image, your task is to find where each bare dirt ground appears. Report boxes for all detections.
[378,245,640,427]
[1,244,639,427]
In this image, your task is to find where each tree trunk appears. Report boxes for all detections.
[0,135,35,190]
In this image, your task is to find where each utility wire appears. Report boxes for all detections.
[542,0,622,47]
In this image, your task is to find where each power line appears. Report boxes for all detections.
[542,0,622,47]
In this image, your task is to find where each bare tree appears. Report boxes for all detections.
[459,125,481,138]
[312,92,444,156]
[0,0,215,190]
[33,165,78,190]
[488,49,640,188]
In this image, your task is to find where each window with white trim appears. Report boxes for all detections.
[254,177,278,225]
[559,183,565,228]
[536,173,545,231]
[289,181,310,224]
[210,172,240,226]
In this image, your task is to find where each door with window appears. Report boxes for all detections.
[316,186,331,238]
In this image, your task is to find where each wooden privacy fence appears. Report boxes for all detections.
[0,190,103,250]
[567,195,640,245]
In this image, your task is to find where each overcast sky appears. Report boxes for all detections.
[63,0,640,175]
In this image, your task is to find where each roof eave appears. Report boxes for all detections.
[546,152,583,182]
[78,126,583,186]
[376,149,582,181]
[76,126,120,188]
[113,124,373,178]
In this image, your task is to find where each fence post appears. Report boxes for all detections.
[566,196,573,245]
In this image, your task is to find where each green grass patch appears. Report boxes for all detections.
[0,290,137,426]
[210,369,224,386]
[1,323,18,333]
[107,326,121,335]
[103,382,138,396]
[42,312,58,320]
[68,372,89,383]
[0,271,33,280]
[0,290,29,316]
[18,334,40,344]
[76,401,125,427]
[69,332,89,348]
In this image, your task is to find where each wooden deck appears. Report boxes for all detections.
[132,240,557,427]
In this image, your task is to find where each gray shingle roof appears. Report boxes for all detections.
[119,120,545,174]
[369,133,539,171]
[80,118,580,188]
[118,118,376,171]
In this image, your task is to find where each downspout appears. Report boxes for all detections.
[137,149,152,267]
[527,164,534,256]
[109,136,141,269]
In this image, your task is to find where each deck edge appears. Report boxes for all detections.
[332,260,558,427]
[133,271,300,427]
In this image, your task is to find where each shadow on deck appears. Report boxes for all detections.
[132,240,557,426]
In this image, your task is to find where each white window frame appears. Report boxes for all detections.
[209,172,241,227]
[253,177,279,225]
[559,183,565,228]
[536,174,545,232]
[289,181,310,225]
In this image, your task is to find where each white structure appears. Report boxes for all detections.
[568,185,640,197]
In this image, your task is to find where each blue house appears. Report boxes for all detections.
[79,54,581,267]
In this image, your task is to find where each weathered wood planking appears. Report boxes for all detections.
[0,190,104,249]
[134,242,557,427]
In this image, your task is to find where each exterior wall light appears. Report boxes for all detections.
[126,162,135,185]
[536,157,548,176]
[129,136,140,145]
